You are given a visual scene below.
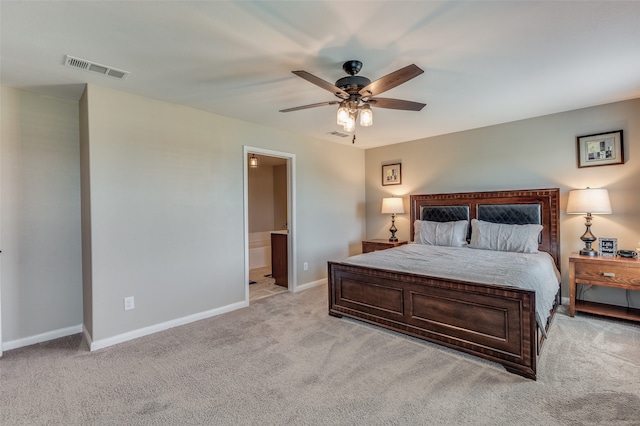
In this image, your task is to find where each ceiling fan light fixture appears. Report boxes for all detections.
[282,61,425,139]
[336,103,349,125]
[360,104,373,127]
[343,113,356,132]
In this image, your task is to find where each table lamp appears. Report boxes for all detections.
[566,188,612,256]
[381,197,405,242]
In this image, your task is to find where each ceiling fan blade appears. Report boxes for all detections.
[368,97,426,111]
[279,100,340,113]
[292,70,350,99]
[359,64,424,97]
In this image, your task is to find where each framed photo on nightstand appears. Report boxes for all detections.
[599,238,617,256]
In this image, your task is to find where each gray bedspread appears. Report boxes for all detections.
[341,244,560,335]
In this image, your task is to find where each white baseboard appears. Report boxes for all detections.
[90,300,249,351]
[83,324,94,349]
[561,296,570,306]
[294,278,326,292]
[3,282,324,353]
[2,324,83,351]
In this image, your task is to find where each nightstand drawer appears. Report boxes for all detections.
[574,261,640,287]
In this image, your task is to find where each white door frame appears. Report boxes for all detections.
[243,146,296,302]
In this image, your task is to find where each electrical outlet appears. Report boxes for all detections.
[124,296,135,311]
[303,262,308,271]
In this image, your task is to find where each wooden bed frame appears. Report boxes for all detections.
[328,188,560,380]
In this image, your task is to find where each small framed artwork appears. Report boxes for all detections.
[382,163,402,186]
[576,130,624,168]
[598,237,617,256]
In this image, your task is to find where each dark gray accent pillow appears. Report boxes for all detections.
[477,204,541,225]
[421,205,470,222]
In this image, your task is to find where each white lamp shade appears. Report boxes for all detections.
[381,197,405,214]
[566,188,612,214]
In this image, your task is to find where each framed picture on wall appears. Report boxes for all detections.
[598,237,617,256]
[576,130,624,168]
[382,163,402,186]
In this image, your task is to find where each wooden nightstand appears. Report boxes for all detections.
[569,253,640,322]
[362,239,408,254]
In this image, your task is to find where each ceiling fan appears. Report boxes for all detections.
[280,60,426,134]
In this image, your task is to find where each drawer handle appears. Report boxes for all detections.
[602,272,615,277]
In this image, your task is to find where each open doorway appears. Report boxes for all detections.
[243,147,296,303]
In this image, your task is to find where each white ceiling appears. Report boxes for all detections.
[2,1,640,149]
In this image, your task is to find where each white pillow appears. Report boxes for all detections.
[468,219,542,253]
[414,220,468,247]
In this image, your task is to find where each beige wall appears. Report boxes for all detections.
[247,158,287,233]
[79,87,93,337]
[248,162,276,233]
[1,87,83,343]
[81,84,365,343]
[1,84,365,348]
[365,98,640,307]
[273,164,287,230]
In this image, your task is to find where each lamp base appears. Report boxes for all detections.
[388,213,398,242]
[579,214,598,257]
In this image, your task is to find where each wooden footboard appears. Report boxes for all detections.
[328,261,539,380]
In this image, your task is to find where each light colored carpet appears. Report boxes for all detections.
[1,284,639,425]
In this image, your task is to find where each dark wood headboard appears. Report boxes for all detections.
[410,188,560,269]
